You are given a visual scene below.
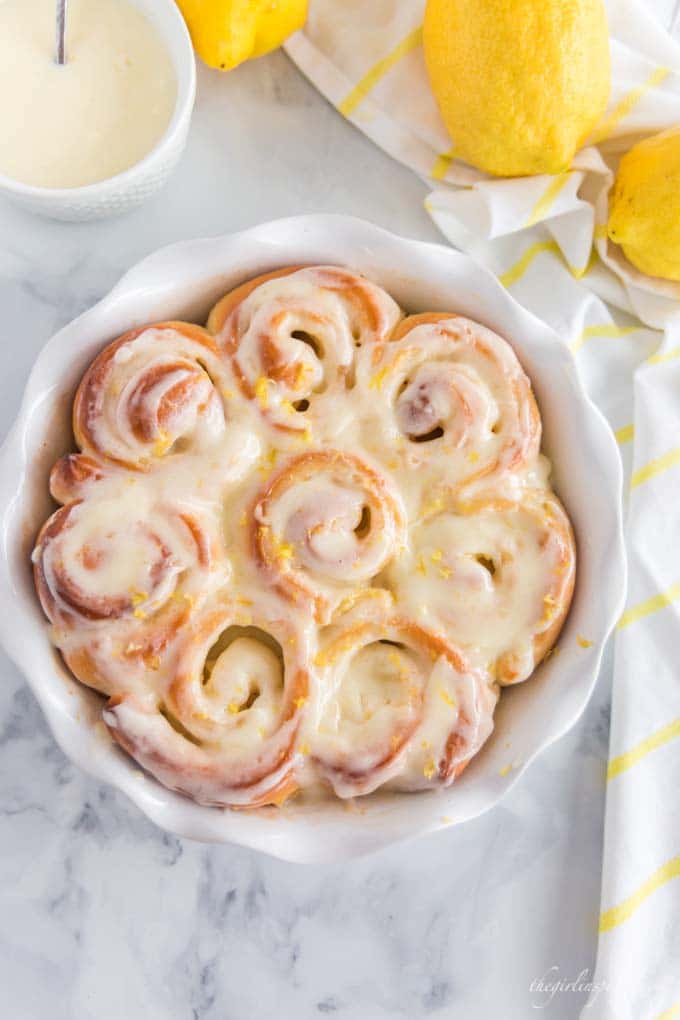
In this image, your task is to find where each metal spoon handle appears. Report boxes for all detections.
[55,0,67,65]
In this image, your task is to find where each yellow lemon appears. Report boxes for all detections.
[177,0,307,72]
[423,0,611,177]
[608,127,680,282]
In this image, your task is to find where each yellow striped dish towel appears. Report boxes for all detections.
[286,1,680,1016]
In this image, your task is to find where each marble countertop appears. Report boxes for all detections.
[0,48,620,1020]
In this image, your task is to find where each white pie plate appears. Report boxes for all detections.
[0,215,626,862]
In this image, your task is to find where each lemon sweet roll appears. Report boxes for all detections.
[32,267,576,807]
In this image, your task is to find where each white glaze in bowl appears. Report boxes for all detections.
[0,0,195,222]
[0,216,626,860]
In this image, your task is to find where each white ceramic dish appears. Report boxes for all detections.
[0,0,195,222]
[0,216,626,861]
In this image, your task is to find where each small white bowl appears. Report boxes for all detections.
[0,216,627,861]
[0,0,195,222]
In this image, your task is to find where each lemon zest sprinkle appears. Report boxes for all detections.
[422,496,445,518]
[152,430,172,457]
[255,376,269,409]
[273,536,294,561]
[369,367,389,391]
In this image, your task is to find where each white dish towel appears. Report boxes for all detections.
[285,2,680,1016]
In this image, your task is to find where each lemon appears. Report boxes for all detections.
[177,0,307,72]
[607,127,680,282]
[423,0,611,177]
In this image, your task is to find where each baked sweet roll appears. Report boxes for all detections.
[311,593,497,798]
[356,313,541,494]
[49,453,107,505]
[387,492,575,685]
[252,450,406,623]
[73,321,233,471]
[33,496,222,695]
[32,265,576,810]
[103,602,309,807]
[207,266,402,441]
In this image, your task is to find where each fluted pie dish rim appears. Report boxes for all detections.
[0,215,626,861]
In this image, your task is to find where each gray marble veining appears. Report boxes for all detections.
[0,51,616,1020]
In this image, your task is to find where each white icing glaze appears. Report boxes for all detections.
[354,314,541,500]
[387,493,576,684]
[74,326,232,470]
[0,0,176,189]
[211,266,402,443]
[33,268,576,807]
[310,608,498,798]
[253,450,407,622]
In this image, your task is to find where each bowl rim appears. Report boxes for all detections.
[0,214,627,861]
[0,0,196,200]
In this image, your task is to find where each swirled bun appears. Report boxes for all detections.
[32,268,575,807]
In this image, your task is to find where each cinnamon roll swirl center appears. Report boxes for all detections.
[395,361,499,447]
[200,625,285,732]
[325,640,423,736]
